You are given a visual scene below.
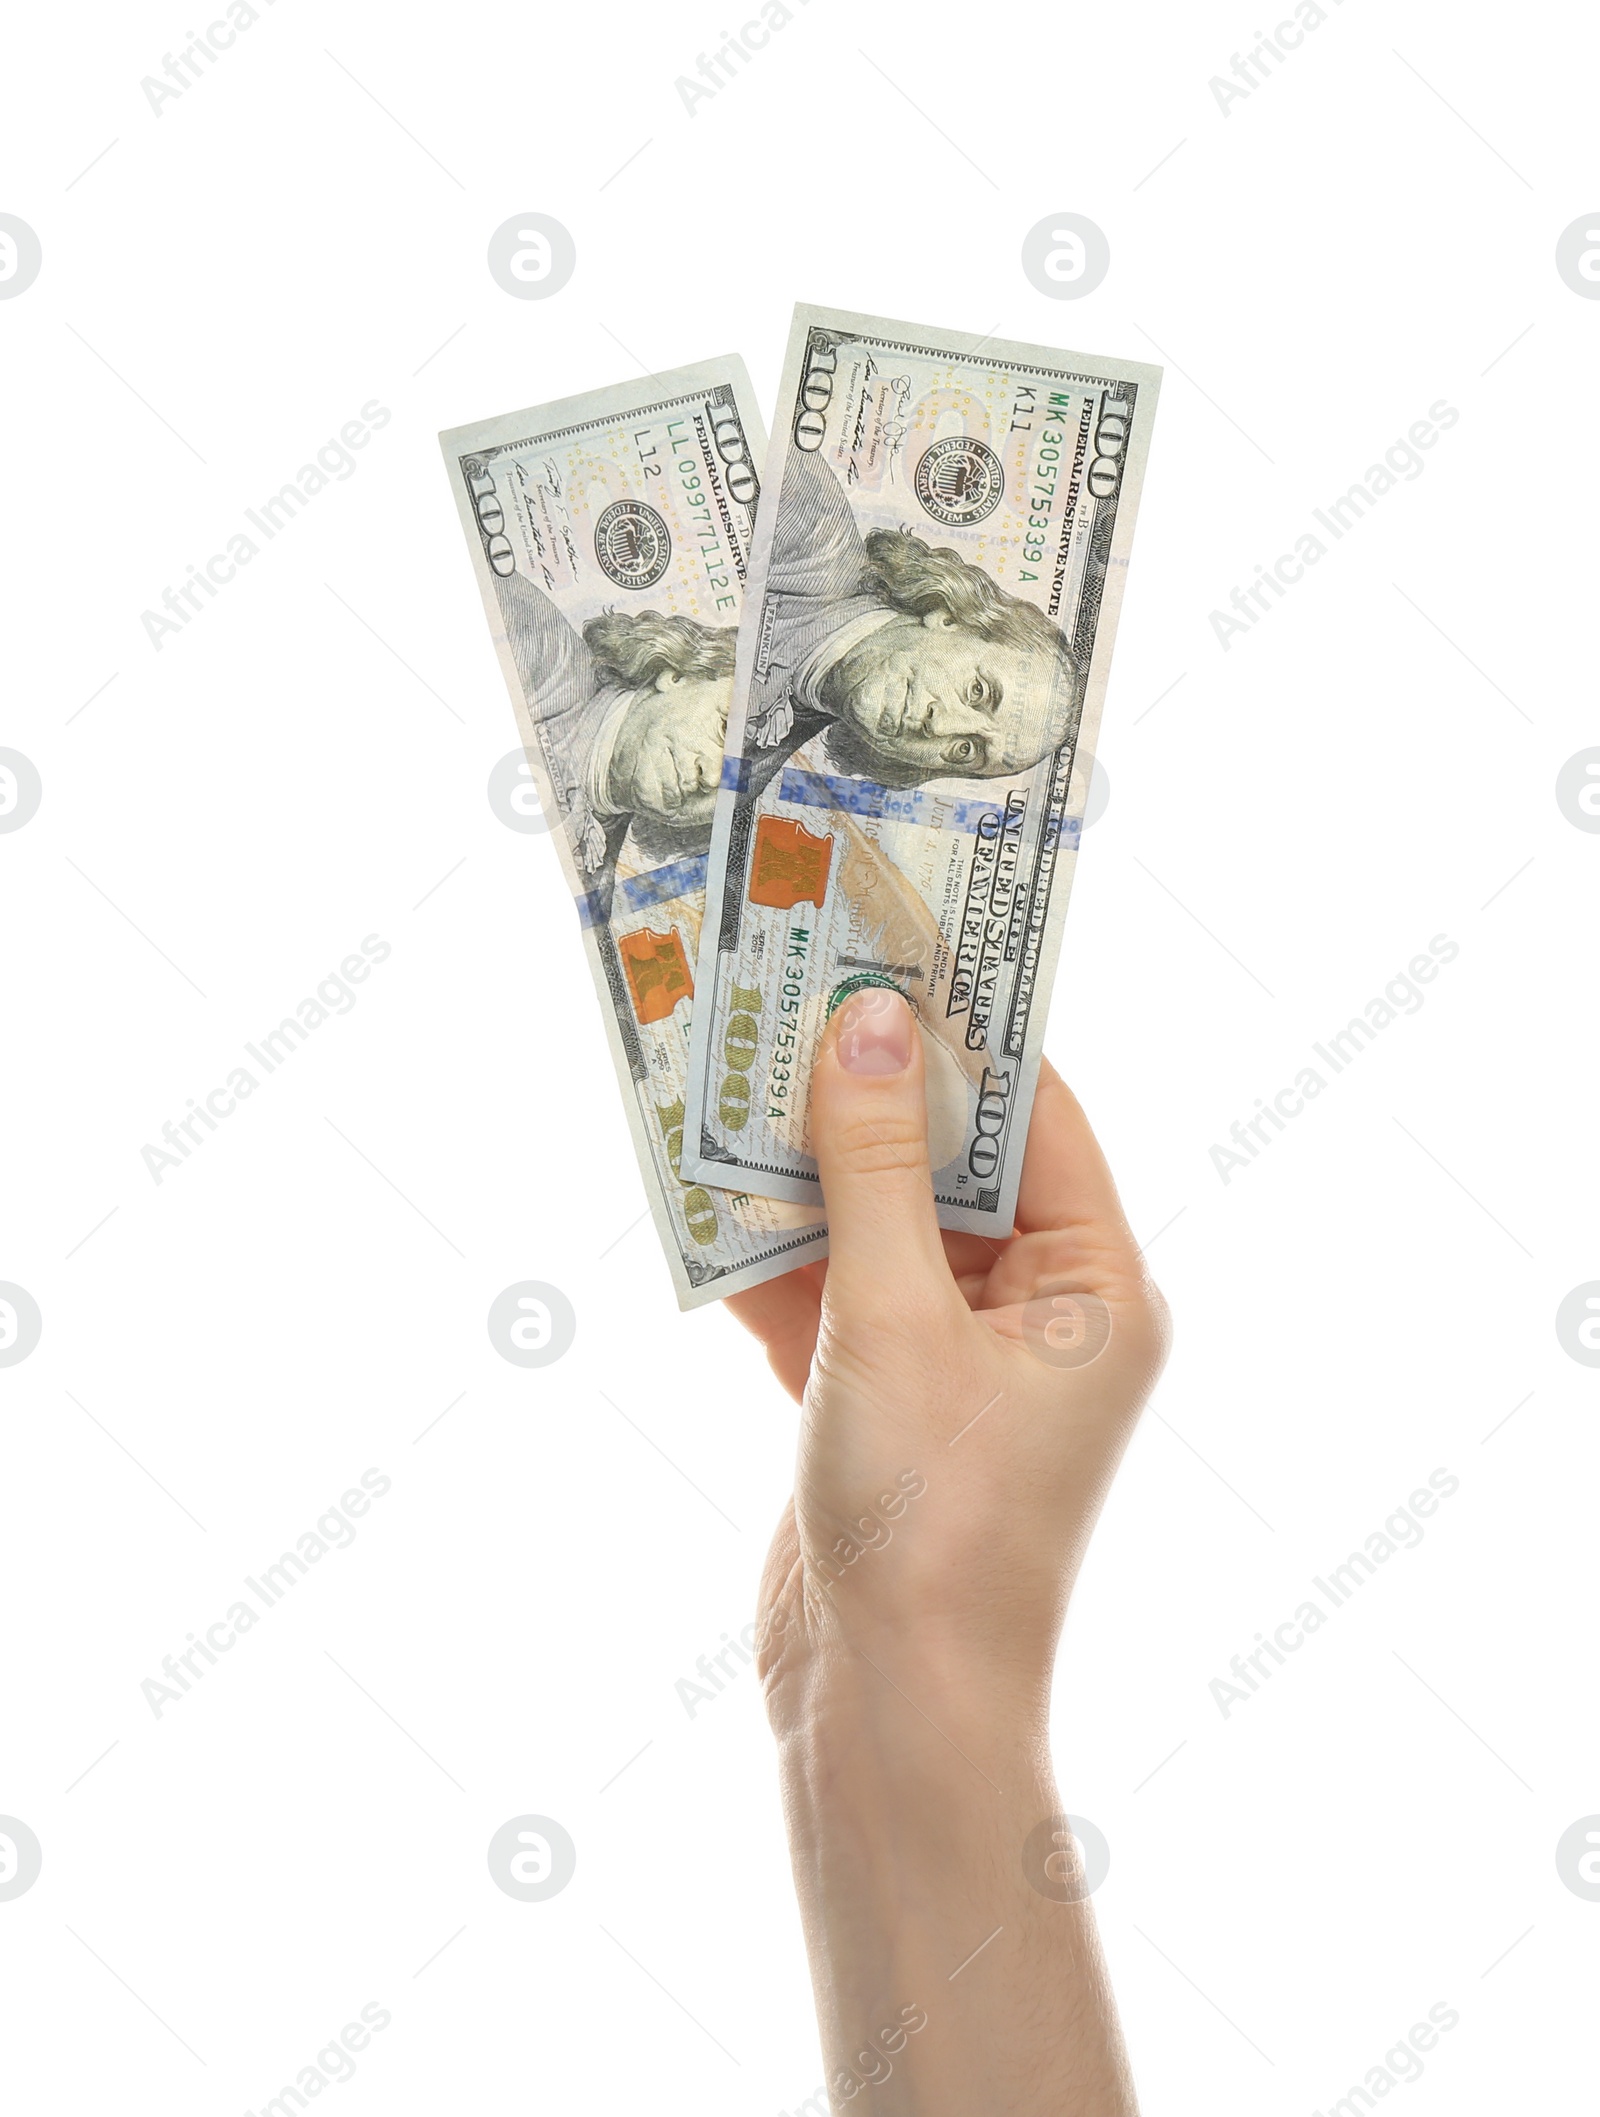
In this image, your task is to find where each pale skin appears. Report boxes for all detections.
[727,988,1170,2115]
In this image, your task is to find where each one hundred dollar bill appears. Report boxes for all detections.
[682,308,1160,1236]
[439,358,827,1309]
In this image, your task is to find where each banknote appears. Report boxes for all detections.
[439,359,827,1309]
[682,307,1160,1237]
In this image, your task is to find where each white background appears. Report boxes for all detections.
[2,0,1596,2110]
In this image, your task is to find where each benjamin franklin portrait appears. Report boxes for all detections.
[494,569,737,893]
[493,444,1084,914]
[741,447,1085,787]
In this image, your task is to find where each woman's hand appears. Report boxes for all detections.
[726,987,1169,2115]
[728,984,1169,1707]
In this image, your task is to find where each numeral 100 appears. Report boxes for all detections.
[968,1065,1012,1180]
[1087,400,1131,501]
[716,985,763,1130]
[466,465,516,576]
[656,1098,719,1247]
[793,341,838,451]
[707,399,759,506]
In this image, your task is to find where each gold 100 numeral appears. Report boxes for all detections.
[655,1098,718,1247]
[715,984,763,1131]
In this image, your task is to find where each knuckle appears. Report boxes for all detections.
[827,1107,931,1180]
[1140,1274,1175,1365]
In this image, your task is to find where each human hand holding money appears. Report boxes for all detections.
[733,983,1168,2114]
[437,314,1166,2105]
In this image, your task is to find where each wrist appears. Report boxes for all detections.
[768,1649,1128,2117]
[756,1554,1135,2114]
[772,1639,1047,1779]
[767,1612,1059,1875]
[760,1566,1058,1758]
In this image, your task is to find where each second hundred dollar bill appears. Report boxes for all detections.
[440,359,827,1309]
[683,307,1160,1235]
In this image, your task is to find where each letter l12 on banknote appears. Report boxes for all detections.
[439,357,828,1309]
[683,307,1160,1240]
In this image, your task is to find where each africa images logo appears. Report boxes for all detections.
[594,499,672,589]
[914,437,1004,526]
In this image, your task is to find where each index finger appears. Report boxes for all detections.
[1014,1060,1138,1250]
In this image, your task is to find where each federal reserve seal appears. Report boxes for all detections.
[594,499,672,589]
[913,437,1004,526]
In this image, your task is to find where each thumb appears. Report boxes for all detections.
[809,987,950,1316]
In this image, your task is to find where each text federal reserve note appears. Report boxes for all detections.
[440,358,827,1309]
[682,308,1160,1237]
